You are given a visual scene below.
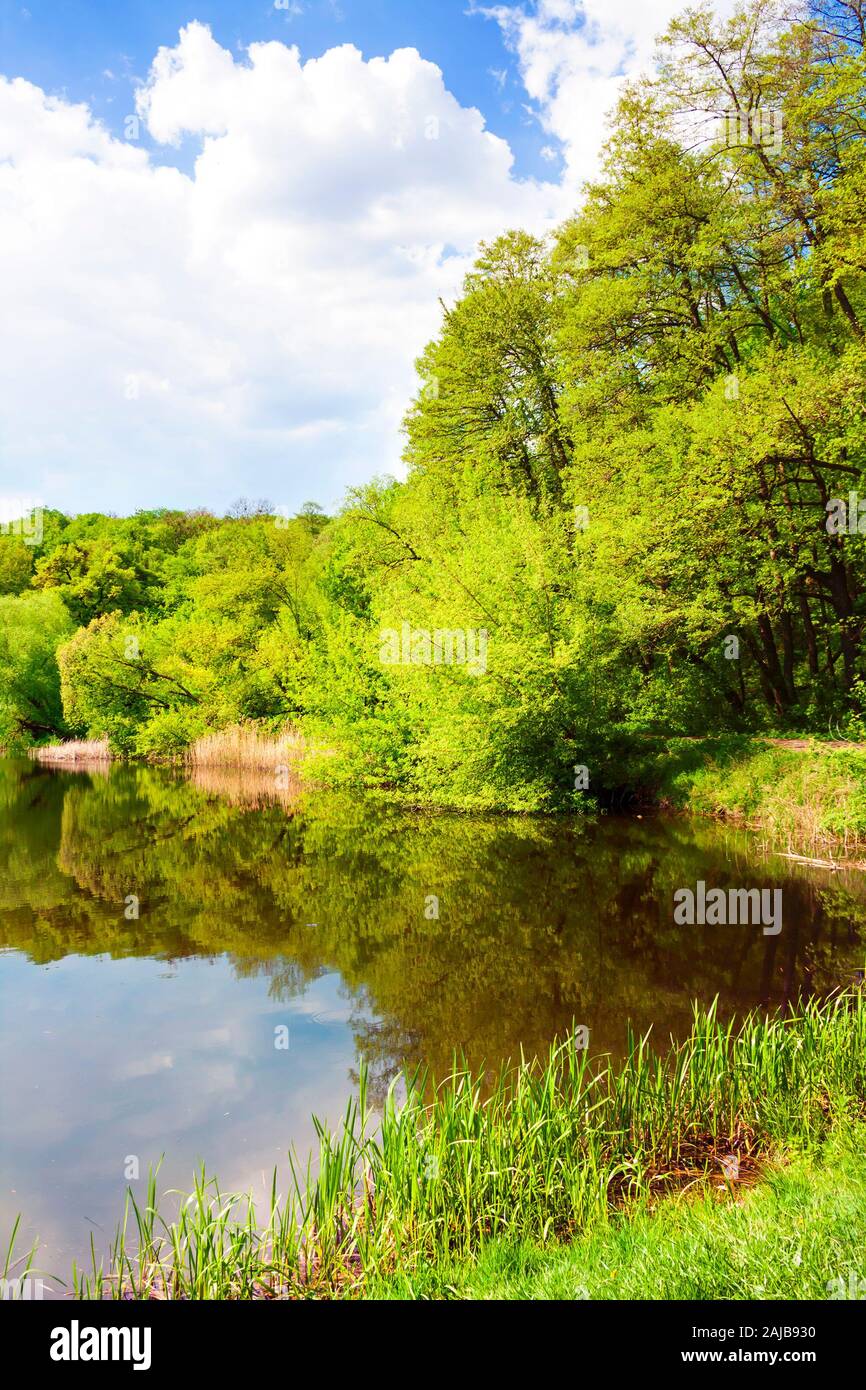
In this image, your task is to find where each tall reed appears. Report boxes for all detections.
[184,724,305,770]
[29,739,111,765]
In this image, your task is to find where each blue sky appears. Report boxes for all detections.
[1,1,559,180]
[0,1,687,517]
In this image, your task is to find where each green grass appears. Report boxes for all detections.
[13,988,855,1300]
[1,1213,39,1300]
[608,735,866,852]
[366,1129,866,1300]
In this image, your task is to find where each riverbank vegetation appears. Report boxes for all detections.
[609,735,866,852]
[1,2,865,821]
[183,725,305,772]
[28,989,863,1300]
[29,738,111,765]
[368,1127,866,1300]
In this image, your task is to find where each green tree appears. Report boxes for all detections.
[0,592,73,747]
[0,539,34,595]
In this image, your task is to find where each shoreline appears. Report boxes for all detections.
[8,990,864,1301]
[21,732,866,862]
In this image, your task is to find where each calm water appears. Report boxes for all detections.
[1,758,864,1285]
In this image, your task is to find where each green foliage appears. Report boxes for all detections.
[0,592,73,749]
[57,612,210,753]
[371,1126,866,1300]
[6,3,866,811]
[659,738,866,843]
[0,539,34,595]
[297,0,866,801]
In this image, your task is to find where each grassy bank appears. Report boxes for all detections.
[605,735,866,855]
[16,990,862,1300]
[367,1129,866,1300]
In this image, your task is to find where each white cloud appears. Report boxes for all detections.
[481,0,738,196]
[0,23,564,515]
[0,8,740,515]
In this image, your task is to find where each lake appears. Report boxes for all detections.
[1,757,863,1289]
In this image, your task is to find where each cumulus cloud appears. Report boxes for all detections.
[0,8,732,515]
[0,23,568,514]
[481,0,738,196]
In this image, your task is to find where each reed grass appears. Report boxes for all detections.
[26,990,866,1300]
[1,1214,40,1300]
[184,724,305,771]
[28,739,111,765]
[368,1125,866,1300]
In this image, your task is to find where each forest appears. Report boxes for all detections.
[2,0,865,811]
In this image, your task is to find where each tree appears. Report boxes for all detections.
[0,592,73,747]
[0,539,34,595]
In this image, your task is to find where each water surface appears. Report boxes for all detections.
[1,759,863,1284]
